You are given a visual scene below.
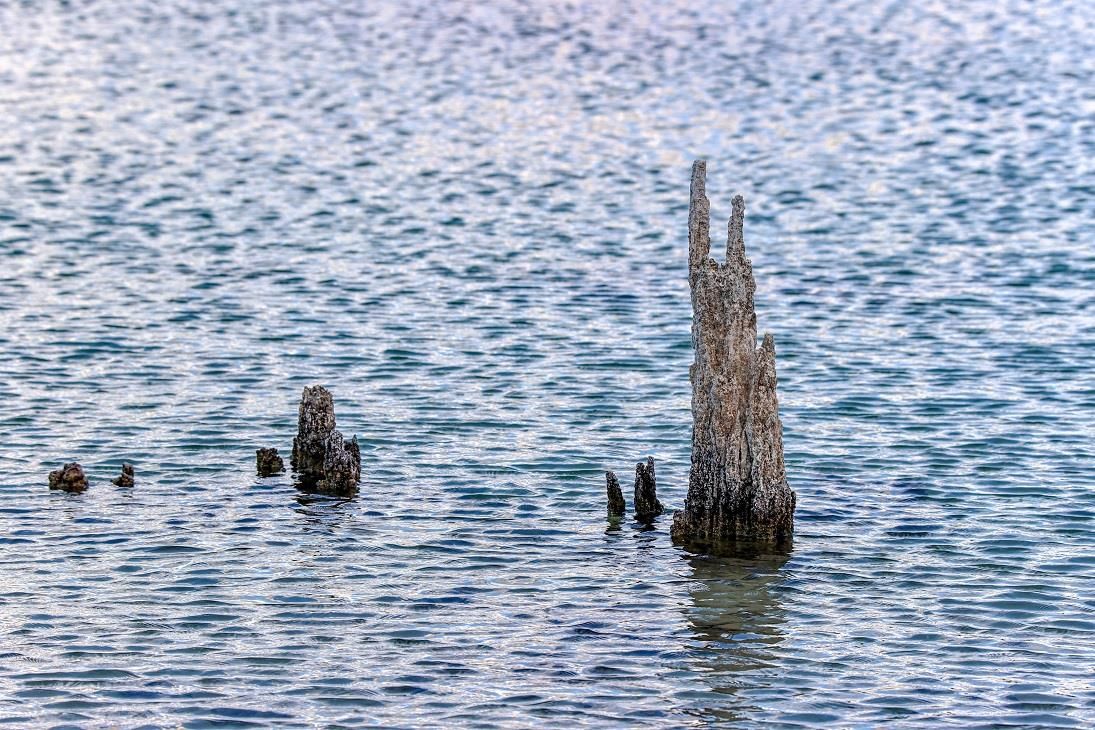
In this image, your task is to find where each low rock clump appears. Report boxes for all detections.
[604,457,664,522]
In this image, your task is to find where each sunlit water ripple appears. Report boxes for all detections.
[0,0,1092,727]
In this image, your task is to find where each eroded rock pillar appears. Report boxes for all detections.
[256,448,284,476]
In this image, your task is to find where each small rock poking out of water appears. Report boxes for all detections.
[633,457,663,521]
[290,385,361,494]
[671,161,796,554]
[256,447,285,476]
[605,471,625,517]
[111,463,135,487]
[48,463,88,492]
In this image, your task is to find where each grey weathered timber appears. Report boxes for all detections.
[289,385,360,493]
[256,448,284,476]
[606,471,625,517]
[671,160,795,551]
[111,463,135,487]
[48,462,88,492]
[633,457,663,521]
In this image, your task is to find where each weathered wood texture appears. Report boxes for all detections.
[633,457,663,522]
[48,462,88,492]
[671,160,795,551]
[112,463,135,487]
[256,448,284,476]
[290,385,360,494]
[606,471,625,517]
[320,429,360,493]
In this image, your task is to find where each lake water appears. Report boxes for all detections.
[0,1,1092,727]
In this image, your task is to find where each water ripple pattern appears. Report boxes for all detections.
[0,1,1092,727]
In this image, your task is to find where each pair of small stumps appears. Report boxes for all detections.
[611,161,796,554]
[605,457,663,522]
[48,463,134,492]
[255,385,361,494]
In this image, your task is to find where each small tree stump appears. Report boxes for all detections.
[256,448,284,476]
[633,457,663,521]
[606,471,625,517]
[289,385,360,493]
[111,463,135,487]
[48,463,88,492]
[319,430,360,494]
[291,385,337,482]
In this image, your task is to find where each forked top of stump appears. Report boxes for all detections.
[673,160,795,554]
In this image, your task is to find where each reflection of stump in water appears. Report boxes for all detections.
[684,550,790,722]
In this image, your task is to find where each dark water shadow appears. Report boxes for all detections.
[682,547,792,723]
[604,514,624,536]
[292,491,357,536]
[292,473,358,522]
[291,472,359,500]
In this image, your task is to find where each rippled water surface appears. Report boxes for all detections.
[1,1,1093,727]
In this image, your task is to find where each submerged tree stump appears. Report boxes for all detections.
[670,160,796,551]
[291,386,337,480]
[633,457,663,521]
[290,385,360,493]
[319,429,360,493]
[111,463,135,487]
[48,462,88,492]
[256,448,284,476]
[605,471,625,517]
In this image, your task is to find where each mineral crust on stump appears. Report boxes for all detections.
[48,463,88,492]
[291,386,337,480]
[319,429,360,493]
[605,471,625,517]
[671,160,795,552]
[290,385,361,494]
[256,448,284,476]
[633,457,663,522]
[111,463,135,487]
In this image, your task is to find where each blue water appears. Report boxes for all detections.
[1,1,1093,727]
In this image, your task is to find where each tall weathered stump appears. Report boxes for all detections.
[290,385,361,494]
[671,160,796,552]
